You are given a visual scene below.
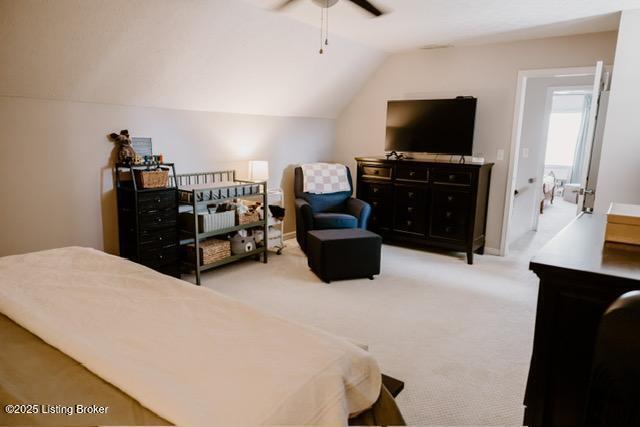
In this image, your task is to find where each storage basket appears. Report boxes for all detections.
[180,210,235,233]
[184,239,231,265]
[135,168,169,189]
[238,210,260,225]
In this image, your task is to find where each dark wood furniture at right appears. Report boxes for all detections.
[525,213,640,426]
[355,157,493,264]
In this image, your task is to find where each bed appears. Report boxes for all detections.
[0,247,404,426]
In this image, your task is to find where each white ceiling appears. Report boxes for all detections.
[0,0,384,118]
[251,0,637,51]
[1,0,635,119]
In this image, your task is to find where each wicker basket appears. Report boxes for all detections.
[135,169,169,189]
[238,210,260,225]
[180,210,236,233]
[184,239,231,265]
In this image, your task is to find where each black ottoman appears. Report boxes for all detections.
[307,229,382,283]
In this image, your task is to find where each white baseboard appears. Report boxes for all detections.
[483,247,501,256]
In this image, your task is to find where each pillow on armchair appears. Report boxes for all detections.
[294,165,371,252]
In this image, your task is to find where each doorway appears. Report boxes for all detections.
[501,64,610,257]
[535,88,592,233]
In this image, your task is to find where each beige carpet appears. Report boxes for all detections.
[190,232,559,426]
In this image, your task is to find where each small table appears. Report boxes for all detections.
[307,229,382,283]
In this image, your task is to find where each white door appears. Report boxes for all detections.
[576,61,606,213]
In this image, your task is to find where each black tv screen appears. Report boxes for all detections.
[385,98,477,155]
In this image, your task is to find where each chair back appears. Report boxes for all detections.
[294,166,353,213]
[585,291,640,426]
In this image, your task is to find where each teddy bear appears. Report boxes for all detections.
[108,129,137,165]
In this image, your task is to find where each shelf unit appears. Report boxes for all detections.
[172,170,268,286]
[267,188,285,255]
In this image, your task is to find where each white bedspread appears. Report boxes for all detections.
[0,247,381,426]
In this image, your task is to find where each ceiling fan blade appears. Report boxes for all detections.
[347,0,385,16]
[274,0,298,10]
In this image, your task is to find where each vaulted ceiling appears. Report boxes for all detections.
[255,0,633,51]
[0,0,635,119]
[0,0,385,118]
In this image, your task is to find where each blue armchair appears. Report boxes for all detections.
[294,166,371,252]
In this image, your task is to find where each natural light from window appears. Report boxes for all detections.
[544,111,583,166]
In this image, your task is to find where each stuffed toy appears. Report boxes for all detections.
[108,129,136,164]
[230,230,256,255]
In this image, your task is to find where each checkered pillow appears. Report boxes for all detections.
[301,163,350,194]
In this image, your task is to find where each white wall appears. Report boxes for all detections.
[0,97,335,256]
[509,76,593,245]
[335,32,618,251]
[594,9,640,212]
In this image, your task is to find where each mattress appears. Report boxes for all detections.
[0,247,382,426]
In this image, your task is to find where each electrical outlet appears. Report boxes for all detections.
[522,148,529,158]
[497,149,504,161]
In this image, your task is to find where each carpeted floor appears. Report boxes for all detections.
[196,217,575,425]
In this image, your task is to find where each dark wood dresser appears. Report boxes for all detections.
[355,157,493,264]
[525,213,640,426]
[115,165,180,277]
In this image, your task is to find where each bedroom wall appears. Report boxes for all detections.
[0,97,335,257]
[594,9,640,212]
[334,31,618,252]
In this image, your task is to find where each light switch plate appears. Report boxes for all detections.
[522,147,529,158]
[497,149,504,161]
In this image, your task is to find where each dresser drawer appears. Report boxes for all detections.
[361,164,392,180]
[139,208,177,229]
[138,190,177,212]
[140,227,177,248]
[367,198,392,230]
[429,223,467,241]
[139,244,179,267]
[430,188,471,241]
[395,186,427,206]
[396,165,429,182]
[360,182,392,199]
[431,171,472,186]
[394,205,426,235]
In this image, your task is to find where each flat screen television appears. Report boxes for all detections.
[385,97,477,155]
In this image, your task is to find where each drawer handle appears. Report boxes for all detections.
[156,198,161,203]
[407,207,413,213]
[158,254,164,260]
[449,174,456,181]
[373,169,379,175]
[408,192,414,198]
[372,201,378,207]
[447,195,454,202]
[407,220,413,227]
[158,236,163,241]
[445,226,452,233]
[372,187,379,193]
[446,211,452,218]
[157,218,163,223]
[409,171,415,177]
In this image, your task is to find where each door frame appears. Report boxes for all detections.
[499,66,598,256]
